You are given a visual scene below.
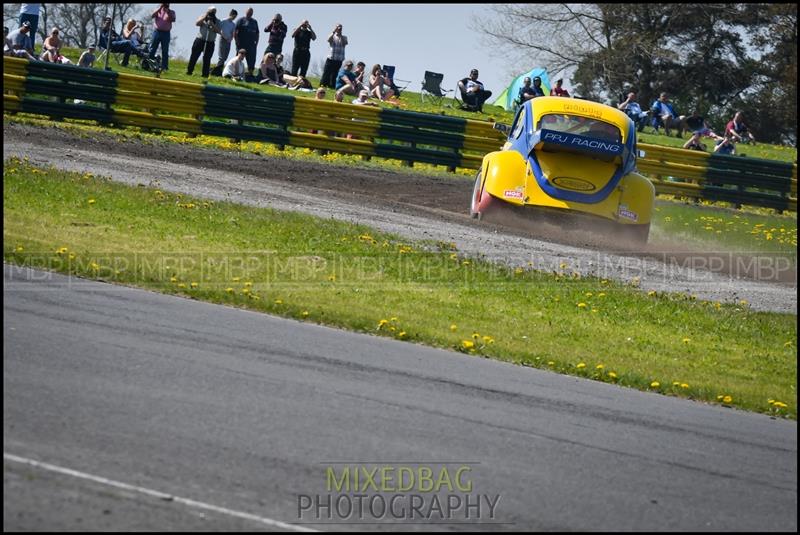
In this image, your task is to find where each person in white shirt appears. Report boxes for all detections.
[222,47,246,80]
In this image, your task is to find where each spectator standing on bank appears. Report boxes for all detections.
[212,9,237,76]
[186,6,220,79]
[321,23,347,88]
[234,7,259,76]
[78,44,96,68]
[149,3,176,71]
[264,13,287,55]
[290,19,315,77]
[550,78,570,97]
[19,4,40,48]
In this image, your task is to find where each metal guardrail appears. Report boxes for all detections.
[3,57,796,212]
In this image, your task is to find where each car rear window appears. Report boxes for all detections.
[538,114,621,143]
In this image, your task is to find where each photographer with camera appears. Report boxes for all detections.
[290,19,316,77]
[321,23,347,88]
[264,13,287,56]
[187,5,221,78]
[149,3,175,72]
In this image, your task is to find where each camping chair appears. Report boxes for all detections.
[420,71,453,105]
[382,65,410,97]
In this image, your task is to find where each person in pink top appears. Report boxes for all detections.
[550,78,570,97]
[149,3,176,71]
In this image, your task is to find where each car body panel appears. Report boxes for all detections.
[476,96,654,228]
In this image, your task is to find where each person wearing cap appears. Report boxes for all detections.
[352,88,376,106]
[321,23,347,88]
[458,69,492,112]
[187,6,221,78]
[334,59,358,102]
[550,78,570,97]
[18,4,40,48]
[222,48,246,80]
[149,3,176,72]
[264,13,287,56]
[78,43,97,68]
[7,21,35,59]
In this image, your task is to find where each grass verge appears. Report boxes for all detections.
[3,157,796,418]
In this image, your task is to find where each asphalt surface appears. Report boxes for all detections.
[3,264,797,531]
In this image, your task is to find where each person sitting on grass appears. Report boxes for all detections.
[257,51,284,85]
[368,64,394,101]
[682,110,723,150]
[726,111,756,145]
[7,22,37,60]
[714,132,736,155]
[334,59,358,102]
[78,44,97,68]
[222,48,247,80]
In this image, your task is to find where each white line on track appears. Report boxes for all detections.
[4,452,317,532]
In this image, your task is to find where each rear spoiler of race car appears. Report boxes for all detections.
[535,129,624,158]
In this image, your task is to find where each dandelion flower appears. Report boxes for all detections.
[301,311,309,317]
[722,395,732,404]
[462,340,475,349]
[650,381,660,388]
[274,299,283,305]
[450,324,457,332]
[177,283,187,289]
[88,199,96,205]
[225,287,234,293]
[15,246,23,252]
[608,371,618,379]
[378,319,389,329]
[576,362,586,369]
[596,364,604,370]
[682,338,691,344]
[680,383,689,389]
[577,302,587,308]
[398,331,407,338]
[190,282,199,288]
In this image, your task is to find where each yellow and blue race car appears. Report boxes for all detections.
[471,96,654,244]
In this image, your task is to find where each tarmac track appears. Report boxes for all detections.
[3,264,797,531]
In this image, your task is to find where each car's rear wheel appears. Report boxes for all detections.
[470,171,482,218]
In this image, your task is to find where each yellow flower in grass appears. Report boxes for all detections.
[244,281,253,287]
[462,340,475,350]
[190,282,199,288]
[225,287,234,294]
[15,246,24,252]
[177,283,187,289]
[576,363,586,369]
[772,401,788,409]
[378,319,389,329]
[232,277,241,282]
[242,288,250,294]
[577,302,587,308]
[450,324,457,332]
[596,364,604,370]
[482,335,494,344]
[56,247,69,255]
[680,383,689,389]
[722,395,733,404]
[650,381,660,388]
[87,199,96,205]
[682,338,691,344]
[397,331,407,339]
[68,253,76,260]
[170,277,178,283]
[547,361,555,366]
[274,299,283,305]
[608,372,618,379]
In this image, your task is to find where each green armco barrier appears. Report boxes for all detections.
[3,56,796,212]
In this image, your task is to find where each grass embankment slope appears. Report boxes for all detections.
[4,158,796,418]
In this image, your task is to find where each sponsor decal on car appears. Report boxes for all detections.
[540,129,623,155]
[618,205,638,222]
[503,189,524,199]
[552,176,596,192]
